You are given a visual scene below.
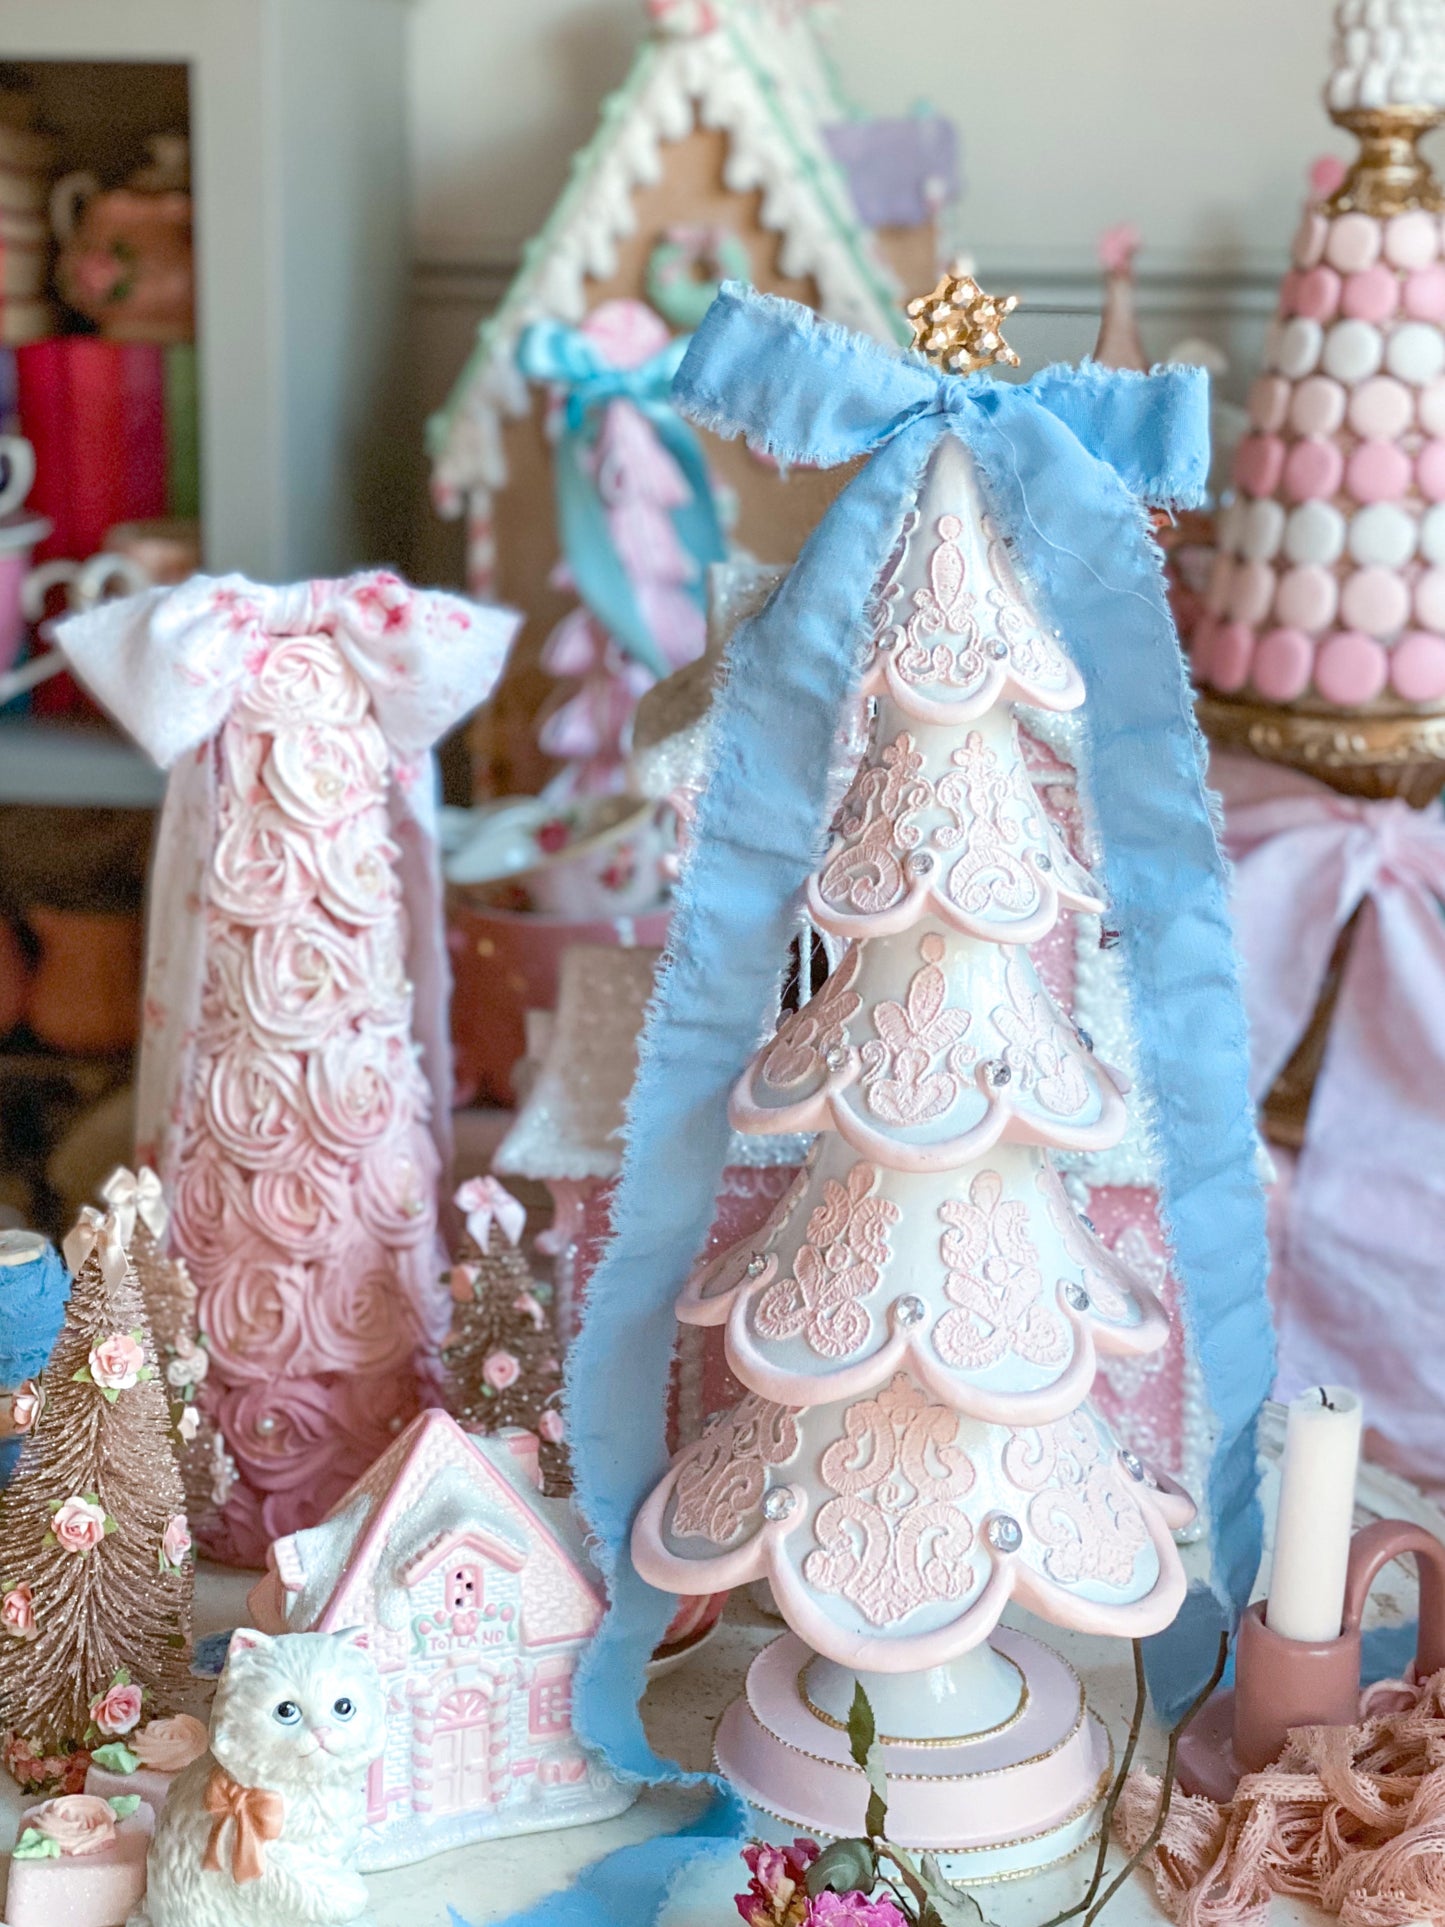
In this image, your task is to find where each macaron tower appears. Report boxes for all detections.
[1194,0,1445,758]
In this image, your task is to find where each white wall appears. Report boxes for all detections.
[406,0,1371,277]
[401,0,1440,578]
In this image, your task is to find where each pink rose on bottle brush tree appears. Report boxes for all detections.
[89,1676,144,1736]
[9,1379,42,1432]
[1,1583,36,1639]
[160,1514,191,1572]
[87,1332,146,1392]
[483,1349,521,1391]
[49,1496,110,1555]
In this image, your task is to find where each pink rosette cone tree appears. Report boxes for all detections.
[633,435,1196,1880]
[56,572,519,1564]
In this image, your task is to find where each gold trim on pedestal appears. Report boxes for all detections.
[1325,104,1445,216]
[1195,693,1445,804]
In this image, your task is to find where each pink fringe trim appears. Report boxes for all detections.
[1115,1669,1445,1927]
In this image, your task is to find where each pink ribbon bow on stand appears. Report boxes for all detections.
[1215,750,1445,1483]
[57,572,519,1192]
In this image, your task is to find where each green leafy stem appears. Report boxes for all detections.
[804,1634,1230,1927]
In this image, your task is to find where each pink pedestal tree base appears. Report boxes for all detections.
[723,1630,1110,1884]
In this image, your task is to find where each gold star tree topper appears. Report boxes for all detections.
[907,265,1021,376]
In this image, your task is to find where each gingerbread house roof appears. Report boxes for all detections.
[427,0,915,510]
[266,1410,602,1651]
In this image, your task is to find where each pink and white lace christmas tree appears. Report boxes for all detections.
[56,572,518,1565]
[632,436,1194,1876]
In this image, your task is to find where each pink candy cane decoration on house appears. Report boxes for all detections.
[58,571,519,1564]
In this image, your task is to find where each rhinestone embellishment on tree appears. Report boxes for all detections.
[986,1513,1023,1553]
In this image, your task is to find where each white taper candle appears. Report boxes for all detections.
[1266,1385,1363,1644]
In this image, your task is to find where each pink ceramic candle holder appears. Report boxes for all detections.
[1179,1518,1445,1801]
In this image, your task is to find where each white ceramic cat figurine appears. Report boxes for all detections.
[129,1627,385,1927]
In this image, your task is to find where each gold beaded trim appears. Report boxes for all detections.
[796,1649,1029,1748]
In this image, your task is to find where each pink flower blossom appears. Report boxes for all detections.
[538,1409,565,1444]
[804,1896,907,1927]
[483,1350,521,1391]
[50,1497,109,1556]
[160,1514,191,1571]
[736,1838,820,1927]
[1,1584,36,1639]
[88,1333,145,1392]
[177,1406,201,1444]
[26,1794,117,1856]
[9,1379,42,1432]
[133,1713,208,1774]
[90,1680,144,1737]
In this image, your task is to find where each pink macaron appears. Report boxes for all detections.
[1341,263,1398,323]
[1251,627,1314,701]
[1207,620,1256,693]
[1315,628,1389,704]
[1390,629,1445,701]
[1419,440,1445,502]
[1233,433,1286,498]
[1273,564,1338,632]
[1346,439,1412,503]
[1283,437,1345,502]
[1405,264,1445,323]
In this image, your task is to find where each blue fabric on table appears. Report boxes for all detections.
[482,285,1273,1927]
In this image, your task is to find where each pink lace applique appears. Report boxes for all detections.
[891,515,991,695]
[670,1396,799,1545]
[803,1374,978,1626]
[934,730,1046,921]
[753,1162,900,1358]
[860,933,973,1125]
[1002,1411,1148,1589]
[761,945,863,1088]
[992,955,1090,1117]
[933,1170,1067,1371]
[981,520,1073,691]
[817,733,932,917]
[690,1167,810,1303]
[1039,1167,1133,1322]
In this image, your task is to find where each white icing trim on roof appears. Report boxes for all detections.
[428,14,906,510]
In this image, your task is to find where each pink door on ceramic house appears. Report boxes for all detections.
[433,1687,493,1815]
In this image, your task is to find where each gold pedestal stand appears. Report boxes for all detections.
[1198,697,1445,1146]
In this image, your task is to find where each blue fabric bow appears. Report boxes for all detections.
[487,285,1273,1927]
[516,320,727,680]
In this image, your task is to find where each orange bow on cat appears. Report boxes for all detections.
[202,1765,285,1884]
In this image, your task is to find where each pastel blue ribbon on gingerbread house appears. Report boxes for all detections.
[484,284,1274,1927]
[516,319,727,680]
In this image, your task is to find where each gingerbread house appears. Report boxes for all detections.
[245,1409,633,1870]
[427,0,956,793]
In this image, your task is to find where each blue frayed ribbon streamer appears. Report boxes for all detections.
[482,285,1272,1927]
